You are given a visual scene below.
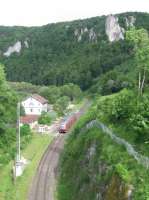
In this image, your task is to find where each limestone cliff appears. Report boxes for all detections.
[3,41,22,57]
[105,15,124,42]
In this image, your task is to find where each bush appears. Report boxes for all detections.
[115,163,131,183]
[54,96,70,116]
[97,89,135,122]
[38,112,52,125]
[110,89,135,122]
[130,94,149,142]
[20,124,32,136]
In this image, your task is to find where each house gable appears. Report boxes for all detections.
[21,94,48,115]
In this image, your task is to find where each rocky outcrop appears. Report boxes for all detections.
[24,40,29,48]
[3,41,22,57]
[74,27,97,42]
[89,28,97,42]
[105,175,133,200]
[106,15,124,42]
[125,16,136,27]
[3,39,29,57]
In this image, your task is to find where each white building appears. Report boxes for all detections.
[21,94,48,115]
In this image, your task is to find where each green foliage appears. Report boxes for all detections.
[60,83,82,101]
[96,90,149,156]
[130,94,149,142]
[0,63,18,164]
[97,89,135,122]
[99,69,133,95]
[38,112,52,125]
[1,13,149,93]
[39,83,82,104]
[2,12,149,90]
[39,86,61,104]
[0,64,35,166]
[126,28,149,95]
[8,82,41,94]
[109,89,135,121]
[54,96,70,116]
[115,164,131,183]
[20,105,25,116]
[57,107,149,200]
[89,57,136,96]
[20,124,31,136]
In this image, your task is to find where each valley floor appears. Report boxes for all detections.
[0,134,53,200]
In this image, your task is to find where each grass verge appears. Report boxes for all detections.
[0,133,53,200]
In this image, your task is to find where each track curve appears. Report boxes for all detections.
[28,134,65,200]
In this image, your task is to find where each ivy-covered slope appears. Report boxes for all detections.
[1,12,149,89]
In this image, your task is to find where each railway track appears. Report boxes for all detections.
[28,134,65,200]
[28,101,91,200]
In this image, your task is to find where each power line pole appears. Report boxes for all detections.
[14,102,28,178]
[16,102,21,162]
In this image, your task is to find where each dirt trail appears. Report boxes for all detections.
[28,134,65,200]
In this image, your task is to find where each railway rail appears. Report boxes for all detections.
[28,100,91,200]
[28,134,65,200]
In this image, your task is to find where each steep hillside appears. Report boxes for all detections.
[57,95,149,200]
[1,12,149,89]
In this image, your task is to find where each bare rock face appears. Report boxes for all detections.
[106,15,124,42]
[74,28,79,36]
[125,16,136,27]
[105,175,133,200]
[89,28,97,42]
[3,41,22,57]
[24,40,29,48]
[74,27,97,42]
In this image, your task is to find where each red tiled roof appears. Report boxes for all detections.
[31,94,48,104]
[20,115,39,124]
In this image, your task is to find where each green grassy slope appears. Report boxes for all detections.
[0,134,53,200]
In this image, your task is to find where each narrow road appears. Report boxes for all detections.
[28,134,65,200]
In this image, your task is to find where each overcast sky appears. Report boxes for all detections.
[0,0,149,26]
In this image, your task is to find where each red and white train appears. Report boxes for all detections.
[59,112,81,134]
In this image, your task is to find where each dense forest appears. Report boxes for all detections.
[0,12,149,90]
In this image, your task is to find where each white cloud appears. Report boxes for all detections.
[0,0,149,26]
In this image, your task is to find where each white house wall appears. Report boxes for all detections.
[43,103,48,112]
[22,97,47,115]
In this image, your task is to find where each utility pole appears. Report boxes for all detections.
[13,102,23,178]
[13,102,28,178]
[16,102,21,162]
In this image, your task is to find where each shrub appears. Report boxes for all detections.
[115,163,131,183]
[38,112,52,125]
[20,124,31,136]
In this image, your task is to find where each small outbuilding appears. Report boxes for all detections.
[20,115,39,129]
